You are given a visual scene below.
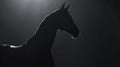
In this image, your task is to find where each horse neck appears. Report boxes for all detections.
[27,19,58,48]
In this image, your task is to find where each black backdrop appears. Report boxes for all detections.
[0,0,120,67]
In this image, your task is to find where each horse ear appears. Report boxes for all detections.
[60,3,65,10]
[65,4,70,10]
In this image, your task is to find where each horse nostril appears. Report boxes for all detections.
[72,32,81,39]
[74,31,80,37]
[73,34,78,37]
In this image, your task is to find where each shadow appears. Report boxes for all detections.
[0,3,79,67]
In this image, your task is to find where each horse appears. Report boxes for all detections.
[0,3,79,67]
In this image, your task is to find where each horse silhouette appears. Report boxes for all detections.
[0,3,79,67]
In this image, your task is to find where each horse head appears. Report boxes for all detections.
[54,3,80,38]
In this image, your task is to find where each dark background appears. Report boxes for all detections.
[0,0,120,67]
